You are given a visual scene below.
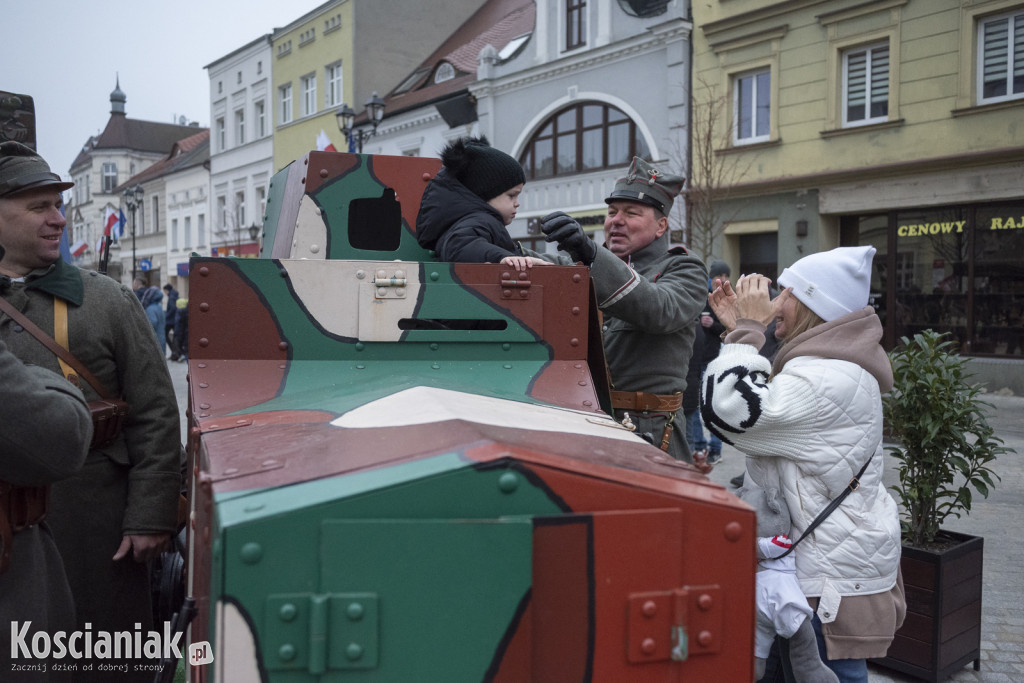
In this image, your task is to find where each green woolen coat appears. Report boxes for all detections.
[0,260,181,678]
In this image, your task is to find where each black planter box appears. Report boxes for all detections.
[871,530,983,682]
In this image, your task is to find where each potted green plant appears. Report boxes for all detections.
[871,330,1010,682]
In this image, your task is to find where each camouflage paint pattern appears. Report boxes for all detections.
[185,151,756,682]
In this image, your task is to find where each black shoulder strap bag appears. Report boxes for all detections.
[777,454,873,559]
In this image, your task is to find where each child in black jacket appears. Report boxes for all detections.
[416,137,549,270]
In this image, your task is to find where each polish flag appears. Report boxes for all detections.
[316,129,337,152]
[104,206,126,240]
[70,239,89,257]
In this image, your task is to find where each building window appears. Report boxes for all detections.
[326,63,343,107]
[101,162,117,193]
[255,100,266,138]
[235,190,246,230]
[234,108,245,145]
[279,83,292,124]
[256,186,267,222]
[171,218,179,250]
[257,61,262,75]
[217,196,227,231]
[184,216,191,248]
[434,62,455,84]
[301,74,317,117]
[733,68,770,144]
[843,43,889,126]
[198,214,206,247]
[237,71,242,85]
[978,9,1024,104]
[150,195,159,234]
[216,117,226,151]
[277,40,292,58]
[519,102,650,180]
[566,0,587,50]
[617,0,669,18]
[299,27,315,46]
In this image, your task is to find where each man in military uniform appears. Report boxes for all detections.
[539,157,709,465]
[0,141,181,681]
[0,245,93,680]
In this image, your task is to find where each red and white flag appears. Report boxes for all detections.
[103,206,125,240]
[316,129,337,152]
[70,239,89,257]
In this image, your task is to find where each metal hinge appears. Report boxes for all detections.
[500,273,532,300]
[264,593,379,672]
[372,269,407,299]
[626,586,722,663]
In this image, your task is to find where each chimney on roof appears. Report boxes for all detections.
[110,75,126,116]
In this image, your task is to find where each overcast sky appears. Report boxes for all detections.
[3,0,327,180]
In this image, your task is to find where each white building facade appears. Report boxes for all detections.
[478,0,693,250]
[206,35,275,258]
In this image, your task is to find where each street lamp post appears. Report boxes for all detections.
[336,91,386,153]
[123,184,143,282]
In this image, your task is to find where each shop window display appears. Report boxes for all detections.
[842,202,1024,358]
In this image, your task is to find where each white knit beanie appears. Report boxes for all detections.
[777,246,876,322]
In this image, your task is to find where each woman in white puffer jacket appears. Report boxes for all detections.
[701,246,905,683]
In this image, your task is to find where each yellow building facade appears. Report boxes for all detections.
[271,0,490,171]
[271,0,353,171]
[692,0,1024,387]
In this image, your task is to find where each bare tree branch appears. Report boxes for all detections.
[677,74,760,263]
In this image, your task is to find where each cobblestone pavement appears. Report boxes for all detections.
[169,360,1024,682]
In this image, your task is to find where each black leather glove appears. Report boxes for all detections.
[540,211,597,265]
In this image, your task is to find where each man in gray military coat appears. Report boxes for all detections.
[540,157,709,466]
[0,141,181,681]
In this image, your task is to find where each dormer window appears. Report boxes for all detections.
[434,62,455,84]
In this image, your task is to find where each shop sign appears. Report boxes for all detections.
[897,221,965,237]
[898,214,1024,237]
[989,216,1024,230]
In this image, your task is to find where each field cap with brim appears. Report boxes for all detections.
[605,157,685,215]
[777,246,876,322]
[0,141,74,198]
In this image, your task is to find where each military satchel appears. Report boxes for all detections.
[0,296,130,448]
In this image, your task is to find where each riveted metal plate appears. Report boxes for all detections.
[264,593,379,672]
[627,585,722,663]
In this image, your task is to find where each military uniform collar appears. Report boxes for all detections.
[12,258,85,305]
[622,232,670,270]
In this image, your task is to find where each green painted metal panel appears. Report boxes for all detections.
[214,460,562,678]
[214,452,472,520]
[310,158,433,263]
[225,259,547,360]
[243,359,549,417]
[323,518,532,680]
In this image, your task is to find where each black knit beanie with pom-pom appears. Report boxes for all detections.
[440,136,525,201]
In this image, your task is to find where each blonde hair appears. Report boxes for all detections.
[780,298,824,342]
[768,298,824,380]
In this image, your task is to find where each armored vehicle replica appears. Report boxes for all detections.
[183,151,756,681]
